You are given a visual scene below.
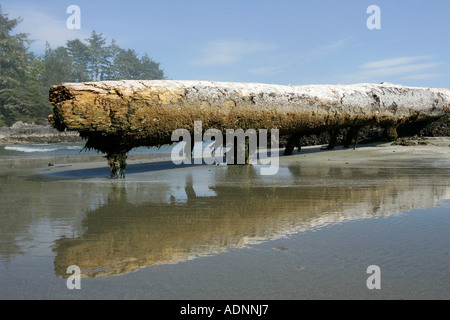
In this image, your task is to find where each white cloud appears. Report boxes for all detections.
[360,63,440,78]
[298,38,352,62]
[3,4,90,52]
[360,56,433,69]
[243,38,352,81]
[191,39,275,66]
[400,73,441,80]
[248,66,283,76]
[344,56,441,83]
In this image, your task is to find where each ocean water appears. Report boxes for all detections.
[1,142,174,157]
[4,144,83,153]
[1,141,223,158]
[0,142,449,300]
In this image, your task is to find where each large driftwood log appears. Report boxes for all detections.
[49,80,450,173]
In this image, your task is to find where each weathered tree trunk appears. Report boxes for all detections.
[343,126,361,149]
[49,80,450,174]
[284,132,302,155]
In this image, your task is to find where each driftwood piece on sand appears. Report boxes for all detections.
[49,80,450,174]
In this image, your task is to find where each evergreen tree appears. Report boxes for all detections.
[0,7,50,126]
[41,43,75,88]
[109,48,142,80]
[85,31,111,81]
[102,39,125,80]
[66,38,90,82]
[106,50,165,80]
[140,53,165,80]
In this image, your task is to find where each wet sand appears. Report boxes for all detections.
[0,137,449,299]
[34,136,450,174]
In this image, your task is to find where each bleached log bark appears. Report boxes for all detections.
[49,80,450,155]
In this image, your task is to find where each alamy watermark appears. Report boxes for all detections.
[366,265,381,289]
[367,5,381,30]
[66,265,81,289]
[66,5,81,30]
[170,121,279,175]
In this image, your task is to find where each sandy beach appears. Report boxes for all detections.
[0,137,449,299]
[37,136,450,179]
[281,136,450,167]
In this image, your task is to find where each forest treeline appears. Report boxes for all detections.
[0,6,165,126]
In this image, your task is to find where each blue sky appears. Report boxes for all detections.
[2,0,449,88]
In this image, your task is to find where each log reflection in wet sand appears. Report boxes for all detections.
[53,166,449,278]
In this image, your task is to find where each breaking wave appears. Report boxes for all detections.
[4,145,83,153]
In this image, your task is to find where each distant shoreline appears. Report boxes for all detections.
[0,121,83,144]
